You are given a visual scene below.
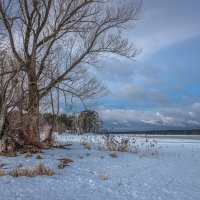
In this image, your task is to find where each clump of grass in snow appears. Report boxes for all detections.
[36,154,42,159]
[0,151,17,157]
[0,163,6,176]
[17,164,23,168]
[109,151,118,158]
[24,152,32,158]
[100,172,110,180]
[81,141,92,150]
[9,163,54,177]
[0,169,5,176]
[57,158,73,169]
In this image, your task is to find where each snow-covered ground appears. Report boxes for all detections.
[0,133,200,200]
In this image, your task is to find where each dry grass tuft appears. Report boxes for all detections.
[100,172,110,180]
[9,163,54,177]
[17,164,23,168]
[53,144,71,150]
[23,145,42,154]
[109,151,118,158]
[0,163,7,168]
[104,135,129,152]
[100,174,110,180]
[34,163,54,176]
[0,152,17,157]
[57,158,73,169]
[81,142,91,150]
[0,169,5,176]
[24,152,32,158]
[36,154,42,159]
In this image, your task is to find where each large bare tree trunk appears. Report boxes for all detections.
[26,74,40,146]
[0,103,7,139]
[0,114,6,153]
[0,114,5,137]
[0,115,6,152]
[0,109,10,153]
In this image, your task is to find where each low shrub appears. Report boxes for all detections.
[104,135,129,152]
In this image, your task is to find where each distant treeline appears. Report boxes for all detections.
[108,129,200,135]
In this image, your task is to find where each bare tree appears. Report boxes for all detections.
[0,0,142,145]
[0,47,23,152]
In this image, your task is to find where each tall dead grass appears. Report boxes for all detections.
[104,135,130,152]
[6,163,54,177]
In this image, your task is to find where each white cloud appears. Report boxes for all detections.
[192,103,200,110]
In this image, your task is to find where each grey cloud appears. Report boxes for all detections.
[99,58,135,82]
[126,0,200,56]
[97,102,200,131]
[116,84,172,105]
[98,58,166,92]
[91,0,200,126]
[98,54,200,107]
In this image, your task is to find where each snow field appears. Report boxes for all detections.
[0,133,200,200]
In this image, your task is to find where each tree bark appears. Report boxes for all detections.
[0,115,6,152]
[0,115,5,139]
[26,73,40,146]
[0,104,6,139]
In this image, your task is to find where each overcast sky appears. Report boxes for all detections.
[94,0,200,131]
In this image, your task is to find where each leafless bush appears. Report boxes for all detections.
[103,135,159,156]
[104,135,129,152]
[80,137,93,150]
[55,134,159,157]
[141,142,159,157]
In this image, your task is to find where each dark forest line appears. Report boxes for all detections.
[107,129,200,135]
